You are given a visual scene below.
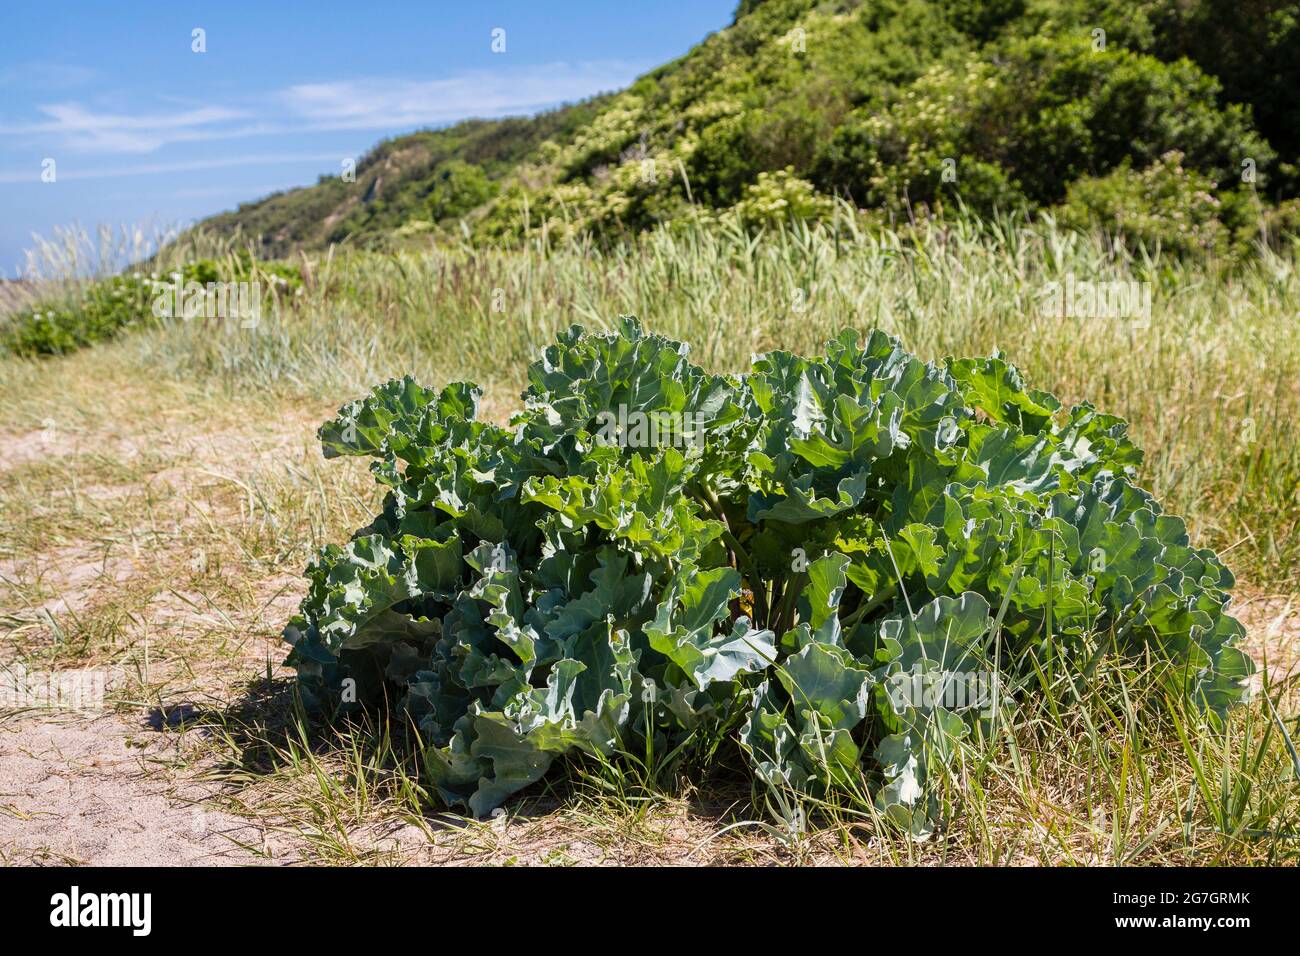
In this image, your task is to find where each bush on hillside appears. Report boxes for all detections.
[732,167,834,227]
[425,161,499,223]
[1056,151,1230,256]
[812,35,1269,215]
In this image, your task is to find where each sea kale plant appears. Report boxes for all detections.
[285,318,1254,833]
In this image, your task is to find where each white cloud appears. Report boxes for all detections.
[0,103,254,153]
[279,60,642,130]
[0,60,643,156]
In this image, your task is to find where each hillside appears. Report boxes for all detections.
[201,0,1300,256]
[200,100,611,258]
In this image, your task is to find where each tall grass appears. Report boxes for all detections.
[19,222,186,282]
[2,221,286,309]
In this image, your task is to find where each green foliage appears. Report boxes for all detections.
[286,318,1254,831]
[812,59,1026,215]
[1057,151,1231,255]
[181,250,304,290]
[813,34,1269,215]
[2,274,158,356]
[425,161,498,223]
[1157,0,1300,193]
[688,114,769,206]
[1046,0,1300,195]
[945,0,1026,41]
[733,167,834,227]
[2,254,303,357]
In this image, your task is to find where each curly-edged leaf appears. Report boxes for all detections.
[876,592,993,672]
[748,469,869,524]
[777,640,873,732]
[320,378,483,462]
[948,354,1057,434]
[646,567,776,689]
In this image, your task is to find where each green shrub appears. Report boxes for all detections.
[732,167,834,227]
[2,254,303,357]
[688,114,769,207]
[945,0,1026,41]
[425,161,498,223]
[813,34,1270,214]
[1056,151,1230,255]
[3,275,158,356]
[181,251,303,290]
[1068,0,1300,196]
[285,319,1254,832]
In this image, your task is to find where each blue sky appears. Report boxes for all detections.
[0,1,736,276]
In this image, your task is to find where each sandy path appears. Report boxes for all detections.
[0,712,269,865]
[0,400,333,866]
